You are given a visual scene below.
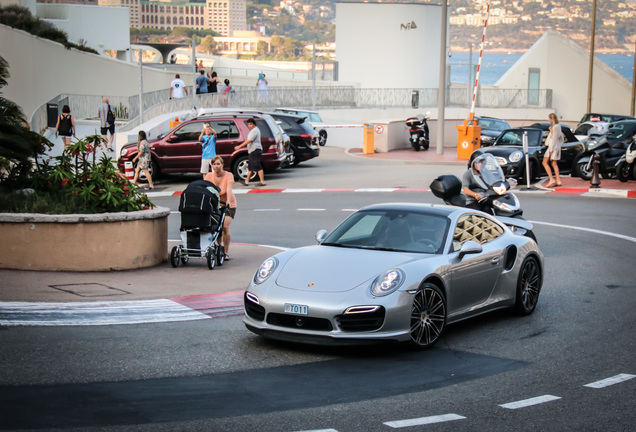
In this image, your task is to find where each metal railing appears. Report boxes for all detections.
[31,86,553,133]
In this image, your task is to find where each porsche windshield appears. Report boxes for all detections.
[322,210,449,254]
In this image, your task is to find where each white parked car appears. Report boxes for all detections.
[274,108,328,146]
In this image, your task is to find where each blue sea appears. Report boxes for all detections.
[449,52,634,85]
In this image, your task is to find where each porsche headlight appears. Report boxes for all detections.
[509,151,523,163]
[371,269,405,297]
[254,257,278,284]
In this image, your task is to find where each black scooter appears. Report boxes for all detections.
[430,154,537,242]
[576,134,632,180]
[616,140,636,182]
[406,112,430,151]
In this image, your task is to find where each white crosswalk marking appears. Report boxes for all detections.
[384,414,466,428]
[499,395,561,409]
[0,299,209,326]
[584,374,636,389]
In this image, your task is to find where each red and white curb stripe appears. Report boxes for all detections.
[146,187,636,199]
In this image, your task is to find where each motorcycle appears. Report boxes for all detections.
[406,112,430,151]
[576,133,631,180]
[616,139,636,182]
[430,153,537,242]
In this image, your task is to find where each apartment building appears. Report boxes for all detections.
[96,0,247,35]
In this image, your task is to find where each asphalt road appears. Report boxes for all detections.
[1,147,634,431]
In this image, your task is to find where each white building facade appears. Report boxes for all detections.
[97,0,247,35]
[336,2,442,89]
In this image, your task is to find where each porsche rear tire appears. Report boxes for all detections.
[409,283,446,349]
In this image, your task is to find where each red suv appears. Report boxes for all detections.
[118,114,286,180]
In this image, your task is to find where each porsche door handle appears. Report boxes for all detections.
[491,257,500,265]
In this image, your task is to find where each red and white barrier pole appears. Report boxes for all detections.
[469,2,491,122]
[124,161,134,180]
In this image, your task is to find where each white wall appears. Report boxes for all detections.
[1,24,177,118]
[495,31,633,122]
[37,4,130,53]
[336,3,442,89]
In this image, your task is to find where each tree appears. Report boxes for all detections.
[171,27,194,38]
[0,56,52,190]
[200,35,217,55]
[256,40,269,56]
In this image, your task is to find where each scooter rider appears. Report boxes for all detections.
[462,155,488,211]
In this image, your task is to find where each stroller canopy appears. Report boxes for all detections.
[179,179,221,215]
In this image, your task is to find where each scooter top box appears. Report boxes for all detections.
[406,117,424,127]
[430,175,462,199]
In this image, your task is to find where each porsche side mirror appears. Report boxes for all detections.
[315,229,328,244]
[458,241,482,259]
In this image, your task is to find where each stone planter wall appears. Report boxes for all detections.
[0,207,170,271]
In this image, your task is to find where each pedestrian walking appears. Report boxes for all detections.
[204,156,237,260]
[199,123,218,177]
[55,104,76,149]
[196,70,210,95]
[220,78,234,107]
[208,71,220,93]
[132,130,154,190]
[234,118,265,186]
[98,97,116,151]
[543,113,564,187]
[197,59,203,72]
[169,74,188,99]
[256,73,269,107]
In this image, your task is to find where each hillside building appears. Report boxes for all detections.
[96,0,247,35]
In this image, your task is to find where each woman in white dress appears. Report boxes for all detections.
[543,113,564,187]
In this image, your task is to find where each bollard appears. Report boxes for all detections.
[169,117,181,129]
[124,161,134,180]
[363,123,374,154]
[590,153,601,188]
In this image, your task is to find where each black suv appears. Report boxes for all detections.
[118,113,286,180]
[269,112,320,165]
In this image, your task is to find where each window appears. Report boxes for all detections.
[255,119,273,138]
[452,215,504,251]
[173,123,204,142]
[528,68,540,105]
[208,121,239,140]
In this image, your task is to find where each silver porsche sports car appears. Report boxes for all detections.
[244,203,543,349]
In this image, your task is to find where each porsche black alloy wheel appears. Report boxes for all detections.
[410,283,446,349]
[514,256,542,315]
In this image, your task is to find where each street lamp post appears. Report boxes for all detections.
[436,0,448,155]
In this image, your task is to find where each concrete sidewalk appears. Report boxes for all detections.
[0,242,279,304]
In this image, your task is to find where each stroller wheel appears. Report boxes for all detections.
[170,246,180,268]
[206,247,216,270]
[216,245,225,266]
[180,254,189,265]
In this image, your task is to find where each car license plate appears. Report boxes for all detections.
[284,303,308,315]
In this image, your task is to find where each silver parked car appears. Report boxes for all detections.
[244,203,543,349]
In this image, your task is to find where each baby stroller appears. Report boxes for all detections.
[170,179,227,270]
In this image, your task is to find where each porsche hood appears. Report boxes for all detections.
[274,245,425,293]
